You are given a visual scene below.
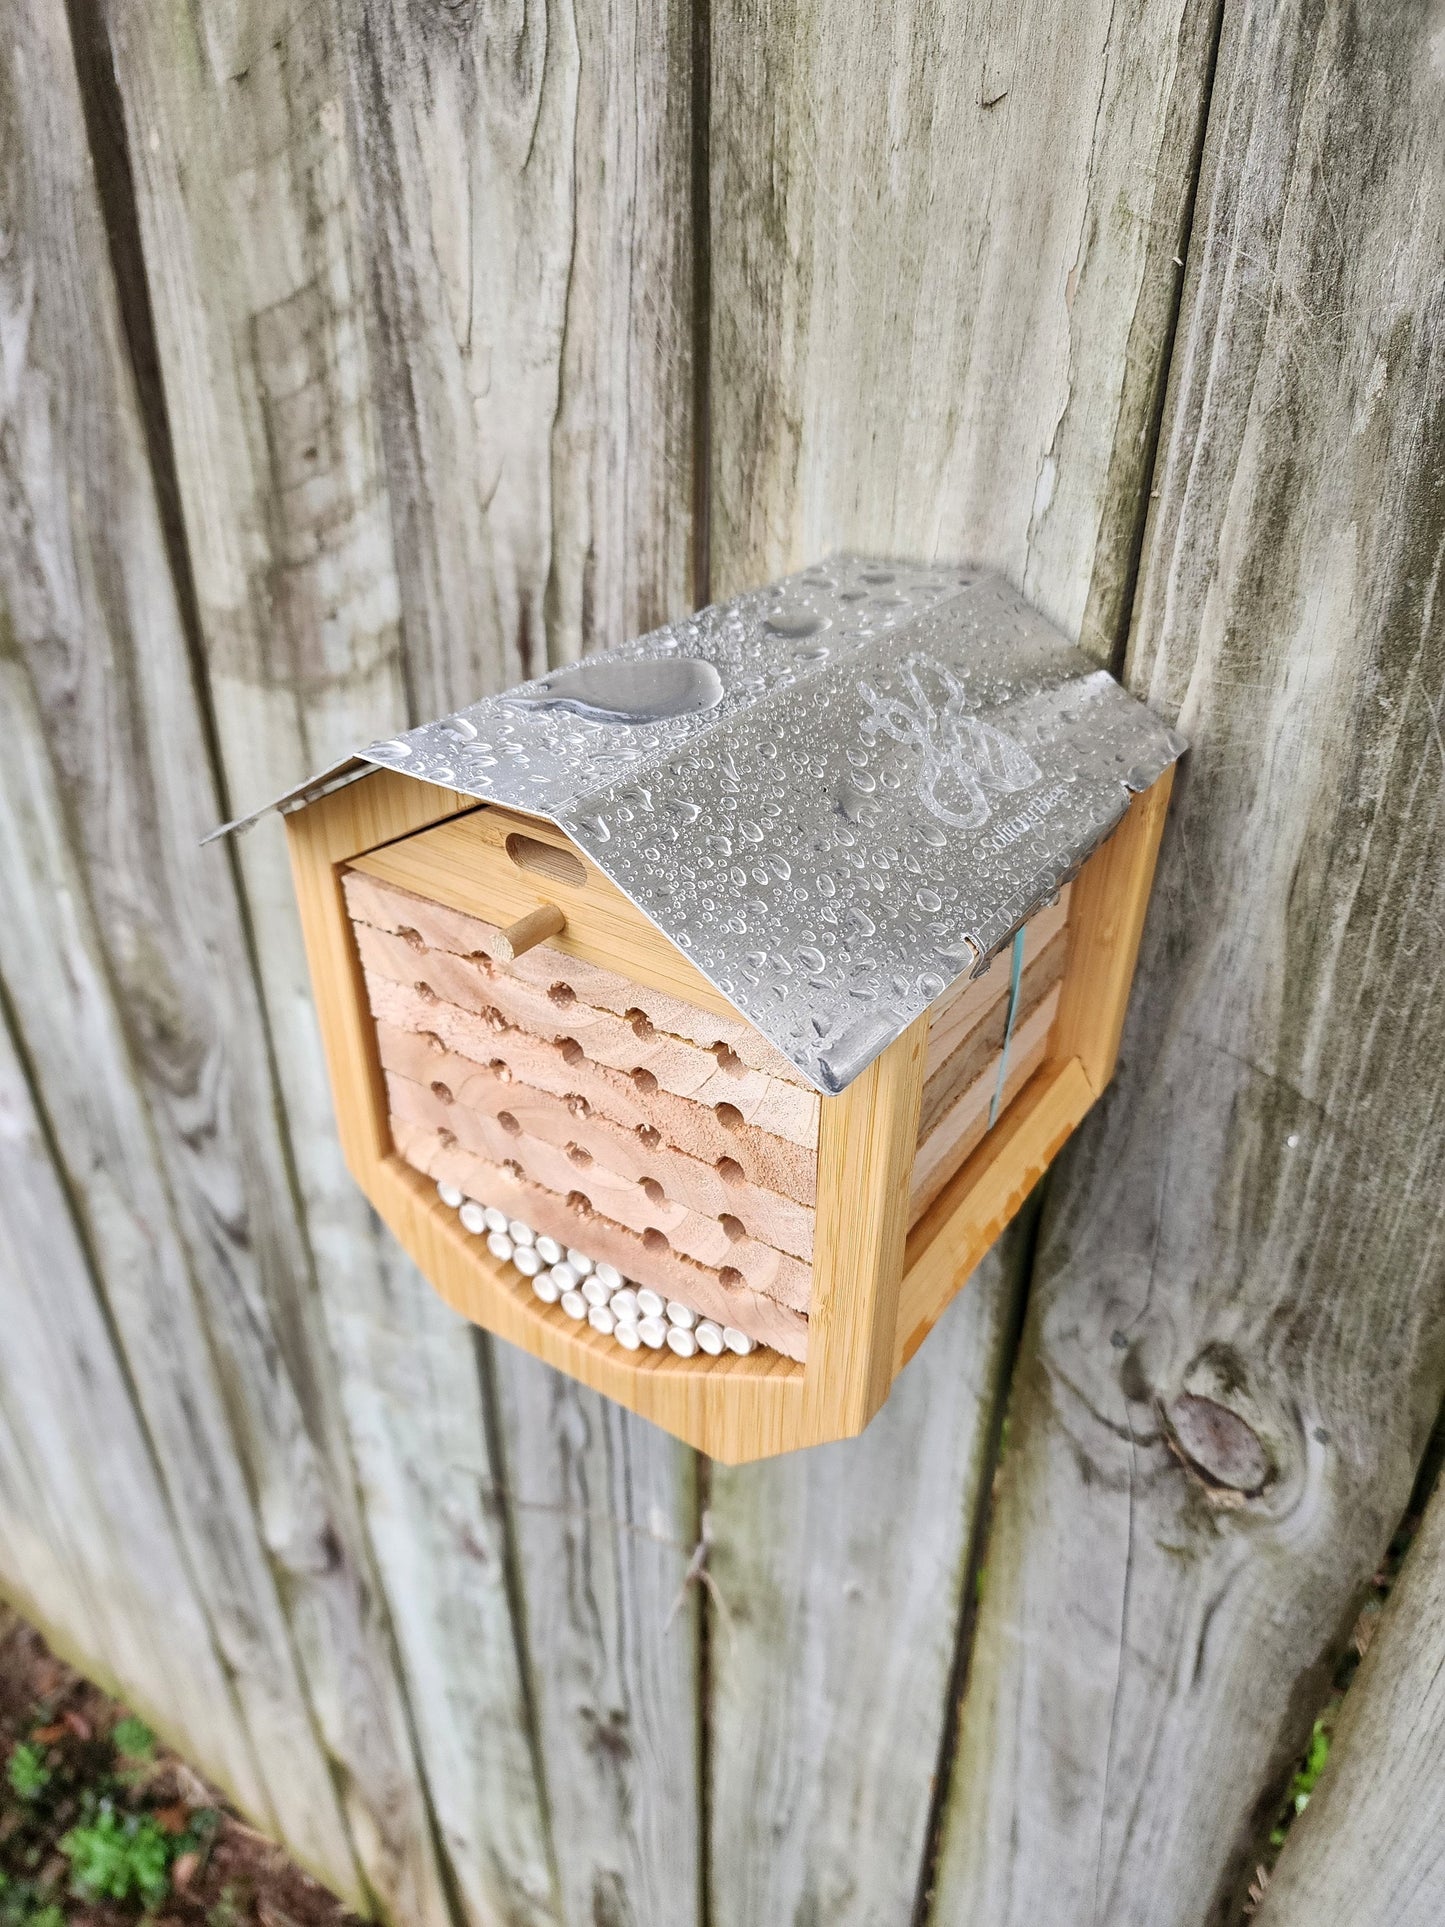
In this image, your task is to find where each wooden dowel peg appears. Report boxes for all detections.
[493,901,566,961]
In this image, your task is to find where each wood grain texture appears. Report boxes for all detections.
[95,0,561,1912]
[0,0,375,1898]
[702,0,1219,1898]
[1253,1465,1445,1927]
[708,1229,1028,1927]
[344,0,696,698]
[931,1,1445,1920]
[807,1021,928,1433]
[488,1353,702,1927]
[709,0,1222,650]
[0,1013,266,1816]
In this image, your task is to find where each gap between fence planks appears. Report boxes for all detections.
[1253,1462,1445,1927]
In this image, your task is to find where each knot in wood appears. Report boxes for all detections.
[1164,1393,1270,1498]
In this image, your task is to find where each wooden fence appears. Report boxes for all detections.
[2,0,1442,1920]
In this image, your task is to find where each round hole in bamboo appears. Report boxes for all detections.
[636,1124,661,1149]
[720,1214,746,1243]
[710,1041,745,1075]
[640,1178,665,1205]
[716,1156,745,1186]
[505,832,588,889]
[497,1112,521,1137]
[430,1080,454,1104]
[626,1007,654,1039]
[549,982,576,1006]
[632,1067,658,1094]
[503,1159,524,1181]
[565,1093,591,1119]
[567,1190,593,1217]
[558,1038,584,1066]
[397,925,425,951]
[642,1229,670,1255]
[488,1058,512,1082]
[715,1102,744,1131]
[566,1143,593,1168]
[719,1266,744,1290]
[414,980,437,1003]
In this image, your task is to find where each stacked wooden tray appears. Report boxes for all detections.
[344,864,1068,1362]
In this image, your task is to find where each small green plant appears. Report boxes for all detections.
[61,1803,178,1906]
[0,1872,65,1927]
[1269,1719,1331,1846]
[4,1745,50,1805]
[111,1716,157,1762]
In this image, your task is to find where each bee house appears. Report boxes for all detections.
[219,559,1183,1462]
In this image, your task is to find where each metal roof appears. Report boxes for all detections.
[215,557,1185,1094]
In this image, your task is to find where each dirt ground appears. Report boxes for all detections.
[0,1608,363,1927]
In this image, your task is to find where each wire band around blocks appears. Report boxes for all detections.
[434,1180,764,1360]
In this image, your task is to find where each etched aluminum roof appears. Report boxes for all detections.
[218,558,1185,1094]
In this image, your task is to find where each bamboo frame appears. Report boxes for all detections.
[285,764,1173,1463]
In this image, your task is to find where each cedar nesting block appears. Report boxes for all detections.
[216,559,1183,1462]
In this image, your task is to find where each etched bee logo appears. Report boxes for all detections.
[858,655,1041,830]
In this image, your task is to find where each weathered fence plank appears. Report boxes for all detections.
[92,0,561,1916]
[333,1,706,1907]
[1255,1466,1445,1927]
[708,0,1221,645]
[930,0,1445,1920]
[1,2,456,1913]
[344,0,697,699]
[0,1014,263,1807]
[708,1233,1025,1927]
[490,1361,702,1927]
[0,0,364,1893]
[703,2,1218,1912]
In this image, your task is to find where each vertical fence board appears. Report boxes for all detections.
[94,0,561,1916]
[491,1362,702,1927]
[709,0,1220,646]
[1254,1464,1445,1927]
[705,0,1218,1914]
[930,1,1445,1921]
[708,1237,1025,1927]
[0,1017,260,1798]
[338,3,705,1916]
[0,0,376,1892]
[345,0,696,702]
